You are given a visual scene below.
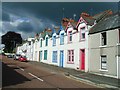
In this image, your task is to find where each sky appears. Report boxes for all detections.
[1,2,119,41]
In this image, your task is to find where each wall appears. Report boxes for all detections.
[88,29,118,77]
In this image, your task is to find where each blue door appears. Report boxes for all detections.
[60,51,64,67]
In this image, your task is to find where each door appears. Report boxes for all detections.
[80,49,85,70]
[39,51,42,62]
[60,51,64,67]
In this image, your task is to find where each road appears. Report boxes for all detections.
[1,55,104,89]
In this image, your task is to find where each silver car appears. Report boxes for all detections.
[14,54,21,60]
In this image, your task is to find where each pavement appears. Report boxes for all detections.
[28,61,120,90]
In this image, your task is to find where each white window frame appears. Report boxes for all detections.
[67,50,74,64]
[100,55,107,70]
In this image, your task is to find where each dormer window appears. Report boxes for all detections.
[40,39,42,47]
[60,33,64,45]
[80,27,85,41]
[53,35,56,46]
[45,37,48,46]
[68,31,72,43]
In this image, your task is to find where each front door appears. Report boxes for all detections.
[39,51,42,62]
[60,51,64,67]
[80,49,85,70]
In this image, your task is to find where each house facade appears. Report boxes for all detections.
[16,10,119,79]
[88,12,120,78]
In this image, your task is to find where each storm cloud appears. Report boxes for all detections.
[17,22,34,33]
[1,2,118,39]
[2,12,10,21]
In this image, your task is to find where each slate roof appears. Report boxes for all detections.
[89,12,120,34]
[93,9,112,23]
[40,28,52,39]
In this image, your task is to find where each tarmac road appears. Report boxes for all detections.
[1,55,105,90]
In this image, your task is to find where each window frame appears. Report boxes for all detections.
[45,37,48,46]
[60,33,64,45]
[67,50,74,64]
[101,32,107,46]
[52,51,57,63]
[80,26,86,41]
[53,35,56,46]
[68,31,72,43]
[100,55,107,70]
[40,39,42,47]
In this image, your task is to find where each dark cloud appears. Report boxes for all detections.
[2,12,10,21]
[2,2,118,39]
[17,22,34,33]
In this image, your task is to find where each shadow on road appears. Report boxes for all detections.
[2,62,31,87]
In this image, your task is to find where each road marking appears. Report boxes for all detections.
[28,72,44,82]
[19,68,24,71]
[17,66,24,71]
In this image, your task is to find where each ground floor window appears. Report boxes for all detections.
[67,50,74,63]
[44,50,47,60]
[52,51,57,63]
[101,55,107,70]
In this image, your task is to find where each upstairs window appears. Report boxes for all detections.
[80,27,85,41]
[68,31,72,43]
[60,33,64,45]
[40,39,42,47]
[45,37,48,46]
[101,32,107,46]
[53,36,56,46]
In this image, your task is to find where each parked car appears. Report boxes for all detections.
[7,54,14,58]
[7,55,13,58]
[14,54,21,60]
[18,56,27,62]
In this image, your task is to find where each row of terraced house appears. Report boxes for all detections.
[17,10,120,79]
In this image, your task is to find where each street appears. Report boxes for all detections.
[1,55,104,89]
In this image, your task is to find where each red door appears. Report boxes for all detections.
[80,49,85,70]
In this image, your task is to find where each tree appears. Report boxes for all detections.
[1,31,22,53]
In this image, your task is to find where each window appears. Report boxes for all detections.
[60,33,64,45]
[44,50,47,60]
[101,32,107,46]
[118,29,120,43]
[67,50,74,63]
[80,27,85,40]
[28,41,31,45]
[40,39,42,47]
[52,51,57,63]
[45,37,48,46]
[68,31,72,43]
[53,36,56,46]
[101,55,107,70]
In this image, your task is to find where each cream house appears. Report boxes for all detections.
[88,12,120,78]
